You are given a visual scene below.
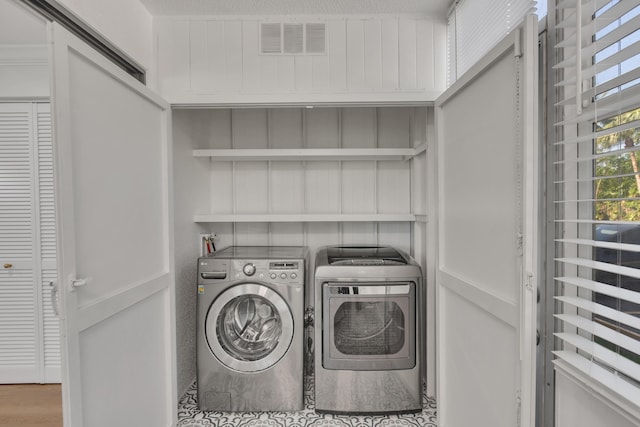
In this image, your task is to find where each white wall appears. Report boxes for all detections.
[0,1,49,99]
[56,0,154,83]
[155,16,447,105]
[555,372,637,427]
[171,111,212,395]
[0,46,49,99]
[172,106,428,392]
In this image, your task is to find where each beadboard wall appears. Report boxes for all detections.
[171,105,434,395]
[155,16,447,105]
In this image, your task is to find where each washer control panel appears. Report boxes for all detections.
[232,259,304,285]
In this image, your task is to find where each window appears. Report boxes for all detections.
[554,0,640,412]
[446,0,536,85]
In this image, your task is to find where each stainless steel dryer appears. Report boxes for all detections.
[314,245,423,414]
[197,246,307,412]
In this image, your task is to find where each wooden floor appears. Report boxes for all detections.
[0,384,62,427]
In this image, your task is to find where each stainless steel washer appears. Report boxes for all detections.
[197,246,307,412]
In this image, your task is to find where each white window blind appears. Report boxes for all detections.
[553,0,640,413]
[447,0,536,83]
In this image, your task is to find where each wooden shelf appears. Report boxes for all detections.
[192,147,425,161]
[193,213,417,223]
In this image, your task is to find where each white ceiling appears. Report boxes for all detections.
[138,0,451,17]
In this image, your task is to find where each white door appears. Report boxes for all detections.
[50,23,176,427]
[0,103,40,383]
[435,15,538,427]
[0,102,59,384]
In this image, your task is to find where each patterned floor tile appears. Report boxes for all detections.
[177,377,437,427]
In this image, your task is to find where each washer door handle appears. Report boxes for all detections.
[201,272,227,280]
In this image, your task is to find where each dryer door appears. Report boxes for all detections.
[205,283,294,372]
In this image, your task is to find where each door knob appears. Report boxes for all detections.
[3,264,11,269]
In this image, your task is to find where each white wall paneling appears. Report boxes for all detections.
[154,16,447,105]
[192,106,426,223]
[174,104,432,394]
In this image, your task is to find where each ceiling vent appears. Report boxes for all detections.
[260,23,326,55]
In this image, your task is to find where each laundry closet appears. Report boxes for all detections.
[0,2,542,427]
[162,15,442,404]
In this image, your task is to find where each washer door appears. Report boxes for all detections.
[205,283,294,372]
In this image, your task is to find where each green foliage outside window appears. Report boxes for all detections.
[594,107,640,221]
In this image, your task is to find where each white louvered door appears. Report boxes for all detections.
[0,102,59,384]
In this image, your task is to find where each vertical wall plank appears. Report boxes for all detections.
[232,109,268,148]
[346,20,365,90]
[260,56,279,92]
[378,223,412,254]
[270,224,305,245]
[312,56,329,92]
[270,109,303,148]
[156,19,190,95]
[341,108,375,148]
[271,162,305,214]
[342,161,376,214]
[417,19,434,91]
[328,19,347,91]
[398,18,417,90]
[206,21,227,93]
[364,19,382,89]
[278,57,296,92]
[295,56,314,93]
[190,21,208,93]
[381,18,399,90]
[234,223,269,245]
[342,223,377,244]
[234,162,269,213]
[377,107,412,148]
[206,109,232,149]
[377,161,411,214]
[225,21,243,94]
[305,108,339,148]
[305,162,341,213]
[433,20,448,91]
[242,21,261,92]
[209,161,234,214]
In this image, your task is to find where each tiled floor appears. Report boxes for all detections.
[177,377,437,427]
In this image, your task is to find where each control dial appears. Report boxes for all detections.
[243,263,256,276]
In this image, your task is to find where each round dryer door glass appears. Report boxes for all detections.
[206,283,294,372]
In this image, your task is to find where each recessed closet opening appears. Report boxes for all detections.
[171,105,437,408]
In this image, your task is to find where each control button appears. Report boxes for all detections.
[243,263,256,276]
[280,273,287,279]
[270,273,277,280]
[290,273,297,279]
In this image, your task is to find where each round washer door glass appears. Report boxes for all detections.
[205,283,294,372]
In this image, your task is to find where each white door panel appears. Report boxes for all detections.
[50,22,176,427]
[436,15,538,427]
